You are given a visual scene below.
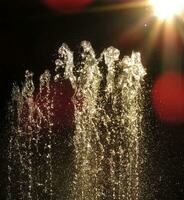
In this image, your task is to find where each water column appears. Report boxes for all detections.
[113,52,146,200]
[71,41,104,200]
[7,83,24,200]
[7,70,54,199]
[37,70,54,198]
[7,71,36,199]
[97,46,121,200]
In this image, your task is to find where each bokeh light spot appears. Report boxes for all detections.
[35,80,74,129]
[43,0,92,12]
[152,70,184,123]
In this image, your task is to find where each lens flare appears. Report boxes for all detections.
[150,0,184,20]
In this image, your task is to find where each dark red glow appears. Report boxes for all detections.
[43,0,92,12]
[151,70,184,123]
[35,80,74,129]
[120,31,143,49]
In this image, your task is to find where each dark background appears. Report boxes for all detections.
[0,0,184,199]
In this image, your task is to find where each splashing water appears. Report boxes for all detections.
[7,41,146,200]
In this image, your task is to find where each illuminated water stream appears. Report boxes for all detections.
[7,41,146,200]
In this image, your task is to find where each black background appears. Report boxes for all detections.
[0,0,184,199]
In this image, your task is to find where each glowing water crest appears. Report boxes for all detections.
[7,41,146,200]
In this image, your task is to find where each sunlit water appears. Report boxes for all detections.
[7,41,146,200]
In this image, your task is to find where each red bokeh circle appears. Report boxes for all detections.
[43,0,92,12]
[151,70,184,123]
[35,80,74,129]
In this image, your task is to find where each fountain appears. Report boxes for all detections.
[7,41,146,200]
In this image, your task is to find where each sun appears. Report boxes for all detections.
[149,0,184,20]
